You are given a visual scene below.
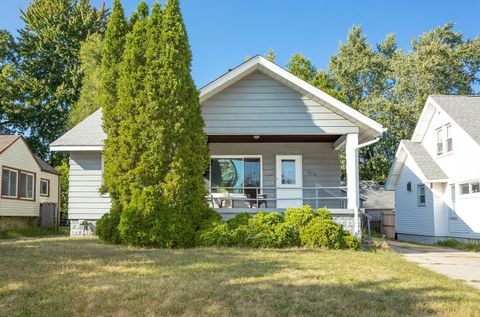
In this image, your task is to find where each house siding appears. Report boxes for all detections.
[209,142,342,209]
[395,156,435,237]
[68,152,111,220]
[0,139,40,217]
[202,71,358,135]
[39,171,59,205]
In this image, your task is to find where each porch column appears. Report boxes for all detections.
[345,133,360,237]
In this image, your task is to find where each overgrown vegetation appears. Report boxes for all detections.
[196,207,359,250]
[437,239,480,252]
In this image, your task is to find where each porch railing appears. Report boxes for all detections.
[206,186,348,209]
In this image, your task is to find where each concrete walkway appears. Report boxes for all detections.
[389,240,480,289]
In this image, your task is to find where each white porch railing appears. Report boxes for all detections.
[206,186,348,209]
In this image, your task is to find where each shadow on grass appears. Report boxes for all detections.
[0,238,478,316]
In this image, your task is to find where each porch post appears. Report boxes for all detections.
[345,133,360,237]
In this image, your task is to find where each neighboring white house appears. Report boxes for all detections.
[386,95,480,243]
[50,55,385,236]
[0,135,60,230]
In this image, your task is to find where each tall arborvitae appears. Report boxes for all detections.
[109,0,149,202]
[158,0,214,229]
[101,0,128,199]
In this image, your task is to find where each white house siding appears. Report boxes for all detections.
[39,171,59,205]
[208,142,342,209]
[0,140,40,217]
[420,106,480,239]
[202,71,358,136]
[395,156,435,237]
[68,152,111,221]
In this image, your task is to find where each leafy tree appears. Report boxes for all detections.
[101,0,128,199]
[69,33,103,127]
[265,48,276,62]
[54,160,69,216]
[13,0,106,160]
[0,29,18,134]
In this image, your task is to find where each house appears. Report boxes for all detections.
[50,55,385,236]
[386,95,480,243]
[358,181,395,237]
[0,135,60,230]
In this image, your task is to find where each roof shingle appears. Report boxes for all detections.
[402,140,447,181]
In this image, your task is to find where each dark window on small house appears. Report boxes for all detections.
[417,184,426,206]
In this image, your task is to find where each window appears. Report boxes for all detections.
[281,159,296,185]
[1,168,18,198]
[471,182,480,194]
[417,184,426,206]
[436,128,443,156]
[407,182,412,192]
[210,157,261,193]
[40,179,49,196]
[449,184,457,219]
[19,171,34,200]
[446,124,453,152]
[460,183,470,195]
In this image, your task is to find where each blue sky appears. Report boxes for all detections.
[1,0,479,87]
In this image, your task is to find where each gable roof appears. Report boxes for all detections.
[50,108,105,151]
[0,135,21,154]
[360,181,395,210]
[385,140,447,190]
[201,55,385,144]
[412,95,480,145]
[0,135,60,175]
[51,56,385,151]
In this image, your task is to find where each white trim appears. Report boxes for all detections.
[1,167,18,198]
[209,155,263,193]
[200,56,385,135]
[417,184,426,207]
[275,155,303,208]
[19,171,35,200]
[49,145,104,152]
[275,155,303,188]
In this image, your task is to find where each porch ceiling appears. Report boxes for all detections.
[207,134,342,143]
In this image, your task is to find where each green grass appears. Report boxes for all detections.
[0,226,68,239]
[0,238,479,316]
[437,239,480,252]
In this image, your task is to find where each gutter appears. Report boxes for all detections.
[357,137,380,150]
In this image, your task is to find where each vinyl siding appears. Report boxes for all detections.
[39,171,59,205]
[395,156,435,236]
[0,139,40,216]
[209,142,342,208]
[202,71,358,135]
[68,152,111,220]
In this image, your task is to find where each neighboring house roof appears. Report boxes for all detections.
[50,108,105,151]
[50,56,385,151]
[0,135,21,154]
[0,135,60,175]
[412,95,480,146]
[360,181,395,210]
[34,154,61,175]
[386,140,448,190]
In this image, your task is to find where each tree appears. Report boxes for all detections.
[55,160,69,217]
[13,0,106,159]
[265,48,276,62]
[0,29,18,134]
[69,33,103,127]
[101,0,128,199]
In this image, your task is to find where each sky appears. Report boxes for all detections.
[1,0,479,88]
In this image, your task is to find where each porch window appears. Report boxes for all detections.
[436,128,443,156]
[281,159,296,185]
[210,157,261,193]
[1,168,18,198]
[19,171,34,200]
[417,184,426,206]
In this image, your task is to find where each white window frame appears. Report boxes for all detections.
[1,167,18,198]
[459,180,480,196]
[436,127,443,156]
[417,184,426,207]
[449,184,457,219]
[40,178,49,196]
[446,124,453,153]
[209,155,263,193]
[19,171,35,200]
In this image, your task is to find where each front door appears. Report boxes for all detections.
[276,155,303,208]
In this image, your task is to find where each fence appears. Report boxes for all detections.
[39,203,58,229]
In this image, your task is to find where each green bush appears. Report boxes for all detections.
[343,231,360,250]
[274,222,300,247]
[96,202,122,244]
[119,187,196,248]
[284,205,316,229]
[226,212,250,230]
[233,212,284,248]
[196,222,232,247]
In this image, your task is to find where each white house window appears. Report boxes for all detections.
[1,168,18,198]
[210,157,261,193]
[446,124,452,152]
[472,182,480,194]
[19,171,34,200]
[40,179,49,196]
[460,183,470,195]
[436,128,443,156]
[417,184,426,206]
[449,184,457,219]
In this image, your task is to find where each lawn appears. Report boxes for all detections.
[0,226,69,239]
[0,238,479,317]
